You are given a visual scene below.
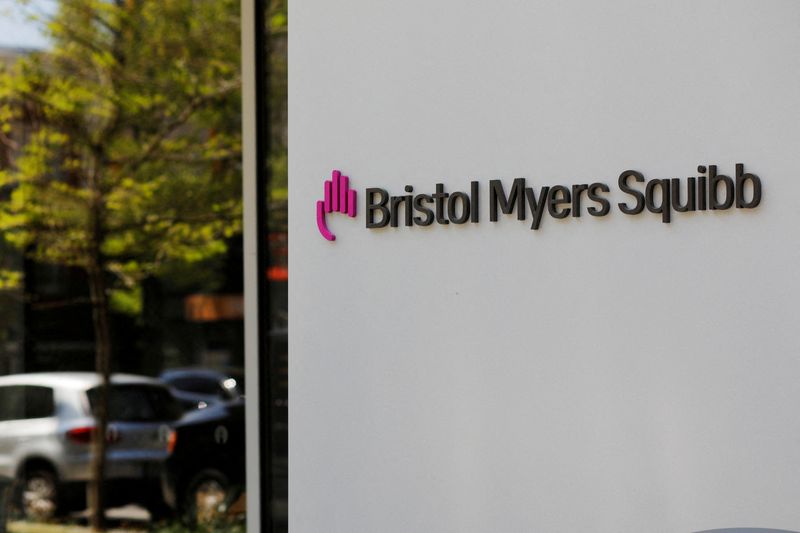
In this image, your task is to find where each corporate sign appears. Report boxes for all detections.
[316,164,762,241]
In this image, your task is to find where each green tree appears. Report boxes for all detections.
[0,0,242,528]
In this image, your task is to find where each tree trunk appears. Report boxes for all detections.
[87,263,111,532]
[86,164,111,531]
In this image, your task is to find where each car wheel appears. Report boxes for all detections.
[183,469,231,524]
[146,498,175,524]
[16,469,59,521]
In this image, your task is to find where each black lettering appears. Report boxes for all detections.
[366,188,389,228]
[587,183,610,216]
[432,183,450,225]
[697,178,707,211]
[403,185,413,226]
[618,171,645,214]
[489,178,526,221]
[470,181,479,222]
[390,196,404,227]
[645,178,671,223]
[571,184,588,217]
[735,163,762,208]
[548,185,571,219]
[525,186,550,230]
[448,192,470,224]
[709,165,734,210]
[671,178,695,212]
[412,194,434,226]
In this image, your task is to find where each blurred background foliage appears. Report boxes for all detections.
[0,0,289,529]
[266,0,288,229]
[0,0,244,313]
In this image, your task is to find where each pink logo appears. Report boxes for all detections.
[317,169,357,241]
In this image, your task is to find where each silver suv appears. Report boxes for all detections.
[0,372,182,519]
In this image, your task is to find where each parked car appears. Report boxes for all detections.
[161,397,244,523]
[0,372,182,520]
[159,368,243,411]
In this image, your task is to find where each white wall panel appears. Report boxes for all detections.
[290,2,800,531]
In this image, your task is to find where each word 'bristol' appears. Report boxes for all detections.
[365,164,762,230]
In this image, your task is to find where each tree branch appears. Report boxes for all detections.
[122,77,241,174]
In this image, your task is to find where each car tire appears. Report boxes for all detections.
[146,498,175,524]
[13,468,60,521]
[182,469,233,525]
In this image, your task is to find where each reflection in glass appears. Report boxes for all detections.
[259,0,288,531]
[0,0,251,530]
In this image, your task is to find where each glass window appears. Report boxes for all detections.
[0,386,54,421]
[24,386,55,419]
[0,0,257,529]
[0,387,22,421]
[87,385,183,423]
[169,376,225,396]
[255,0,289,529]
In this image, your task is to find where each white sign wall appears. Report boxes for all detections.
[290,1,800,531]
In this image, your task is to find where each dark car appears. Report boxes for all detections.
[159,368,244,411]
[161,398,245,522]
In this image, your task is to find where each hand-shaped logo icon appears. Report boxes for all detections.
[317,169,357,241]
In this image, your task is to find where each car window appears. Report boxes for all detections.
[0,385,54,421]
[24,386,55,419]
[87,384,182,422]
[170,376,225,397]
